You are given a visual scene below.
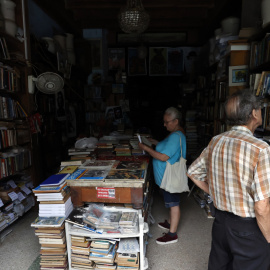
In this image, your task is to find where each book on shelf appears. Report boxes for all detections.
[256,71,270,96]
[40,174,70,187]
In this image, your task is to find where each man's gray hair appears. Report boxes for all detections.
[165,107,182,121]
[225,89,261,126]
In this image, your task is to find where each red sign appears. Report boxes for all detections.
[96,187,115,199]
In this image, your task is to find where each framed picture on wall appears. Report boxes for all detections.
[128,48,147,76]
[149,47,168,76]
[228,65,249,86]
[108,48,125,70]
[88,39,102,69]
[167,47,184,75]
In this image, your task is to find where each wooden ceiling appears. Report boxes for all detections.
[33,0,242,46]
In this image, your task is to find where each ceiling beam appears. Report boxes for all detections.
[72,8,208,21]
[65,0,215,9]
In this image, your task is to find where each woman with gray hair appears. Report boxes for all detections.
[139,107,186,245]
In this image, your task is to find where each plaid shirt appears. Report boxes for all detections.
[187,126,270,217]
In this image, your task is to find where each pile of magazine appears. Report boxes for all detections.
[67,204,139,234]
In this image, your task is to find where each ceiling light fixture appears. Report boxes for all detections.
[118,0,150,34]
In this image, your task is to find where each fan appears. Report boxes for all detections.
[32,72,64,94]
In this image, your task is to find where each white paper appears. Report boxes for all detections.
[7,180,17,189]
[17,192,26,201]
[21,185,31,195]
[137,134,145,154]
[0,198,3,207]
[8,192,18,201]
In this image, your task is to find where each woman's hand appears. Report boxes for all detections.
[148,138,159,145]
[138,142,149,151]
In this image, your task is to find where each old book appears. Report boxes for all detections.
[59,165,78,174]
[61,159,86,166]
[80,160,115,169]
[113,161,146,170]
[105,170,145,180]
[31,216,65,227]
[41,243,66,248]
[33,182,67,193]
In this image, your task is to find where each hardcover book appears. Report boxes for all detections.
[40,174,70,187]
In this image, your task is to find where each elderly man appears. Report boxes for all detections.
[187,89,270,270]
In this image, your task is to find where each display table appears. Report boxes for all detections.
[66,165,149,209]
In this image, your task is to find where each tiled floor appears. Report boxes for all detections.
[0,189,213,270]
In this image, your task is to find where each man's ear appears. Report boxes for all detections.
[251,108,259,120]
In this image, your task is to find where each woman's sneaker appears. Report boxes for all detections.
[158,220,170,231]
[156,233,178,245]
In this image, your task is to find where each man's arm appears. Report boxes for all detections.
[188,175,210,194]
[255,198,270,243]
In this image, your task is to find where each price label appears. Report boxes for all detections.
[17,192,26,202]
[8,191,18,201]
[7,180,17,188]
[21,185,31,195]
[96,187,115,199]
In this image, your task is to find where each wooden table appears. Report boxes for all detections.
[66,166,148,209]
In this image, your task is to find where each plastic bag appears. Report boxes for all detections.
[75,137,98,149]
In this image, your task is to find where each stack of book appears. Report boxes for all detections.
[89,239,118,265]
[119,211,138,234]
[115,252,139,270]
[129,138,144,155]
[115,238,140,270]
[71,235,94,269]
[96,144,115,159]
[31,216,68,270]
[114,143,131,156]
[33,174,73,218]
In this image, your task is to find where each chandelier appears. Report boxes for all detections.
[118,0,150,34]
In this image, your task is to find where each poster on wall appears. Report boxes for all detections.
[108,48,125,70]
[167,48,184,75]
[149,47,168,76]
[128,48,147,76]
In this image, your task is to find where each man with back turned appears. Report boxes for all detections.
[187,89,270,270]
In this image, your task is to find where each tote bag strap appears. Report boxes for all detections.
[175,131,183,157]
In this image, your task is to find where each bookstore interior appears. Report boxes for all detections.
[1,0,270,269]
